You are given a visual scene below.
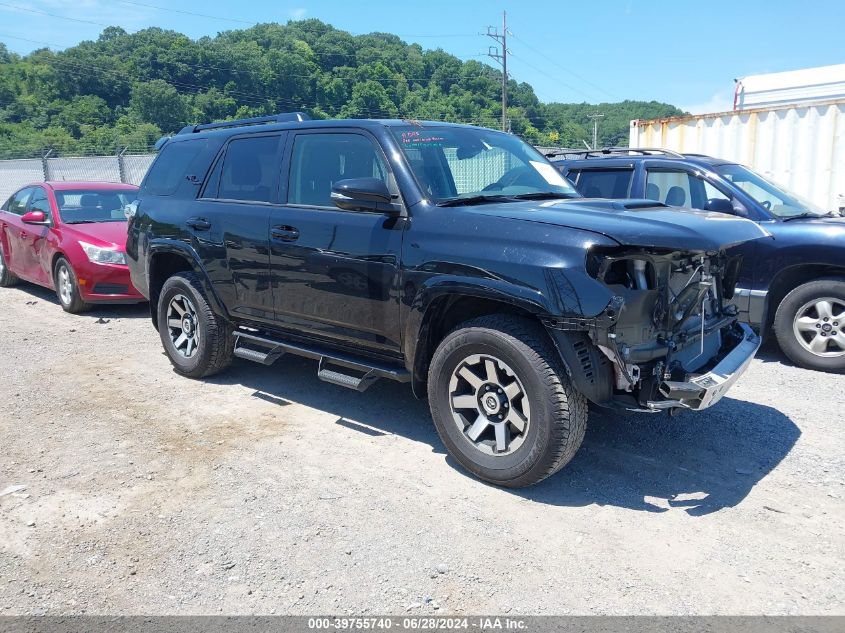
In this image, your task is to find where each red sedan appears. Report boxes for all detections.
[0,182,144,312]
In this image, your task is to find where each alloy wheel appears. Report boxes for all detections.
[166,294,201,358]
[448,353,531,456]
[792,297,845,357]
[58,265,73,306]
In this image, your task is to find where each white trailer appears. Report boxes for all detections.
[629,99,845,212]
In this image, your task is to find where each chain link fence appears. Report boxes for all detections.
[2,146,572,205]
[0,153,155,203]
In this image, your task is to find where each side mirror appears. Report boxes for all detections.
[21,210,48,225]
[124,200,139,219]
[704,198,735,214]
[331,178,397,214]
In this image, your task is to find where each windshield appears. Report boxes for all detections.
[390,125,579,204]
[716,164,828,218]
[55,190,134,224]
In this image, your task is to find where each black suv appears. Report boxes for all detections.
[553,148,845,373]
[126,114,769,487]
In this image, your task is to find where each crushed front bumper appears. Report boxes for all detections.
[648,323,761,411]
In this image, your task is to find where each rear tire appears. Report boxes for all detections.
[774,277,845,373]
[157,272,234,378]
[0,245,19,287]
[54,257,91,313]
[428,314,588,488]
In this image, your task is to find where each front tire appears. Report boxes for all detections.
[428,315,588,488]
[54,258,90,313]
[157,272,234,378]
[0,245,19,287]
[774,277,845,373]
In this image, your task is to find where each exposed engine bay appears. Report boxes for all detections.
[546,246,758,412]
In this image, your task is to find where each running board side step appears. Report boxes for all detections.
[317,358,378,392]
[233,329,410,391]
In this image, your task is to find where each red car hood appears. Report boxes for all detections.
[62,221,129,250]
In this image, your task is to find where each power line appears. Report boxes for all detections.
[508,31,618,102]
[508,52,595,102]
[0,1,110,27]
[0,31,495,87]
[116,0,256,24]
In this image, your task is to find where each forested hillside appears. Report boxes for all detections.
[0,19,683,157]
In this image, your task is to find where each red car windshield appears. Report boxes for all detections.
[55,190,134,224]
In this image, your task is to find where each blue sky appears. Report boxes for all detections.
[1,0,843,113]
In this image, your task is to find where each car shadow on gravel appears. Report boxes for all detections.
[211,356,800,517]
[6,281,148,319]
[753,338,791,365]
[519,398,801,516]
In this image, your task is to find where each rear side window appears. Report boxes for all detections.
[215,135,282,203]
[143,139,209,196]
[572,169,633,198]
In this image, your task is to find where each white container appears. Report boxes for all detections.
[629,99,845,212]
[735,64,845,110]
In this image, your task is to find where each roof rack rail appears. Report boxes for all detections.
[545,146,685,160]
[543,147,590,158]
[177,112,311,135]
[595,146,685,158]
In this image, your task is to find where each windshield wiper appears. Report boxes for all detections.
[781,211,834,222]
[436,194,515,207]
[508,192,579,201]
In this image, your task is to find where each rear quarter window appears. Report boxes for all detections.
[572,168,633,198]
[142,138,210,196]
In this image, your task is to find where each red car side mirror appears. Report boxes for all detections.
[21,210,48,225]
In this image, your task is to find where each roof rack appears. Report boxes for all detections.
[177,112,311,135]
[546,146,685,159]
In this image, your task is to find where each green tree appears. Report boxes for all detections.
[0,19,686,157]
[129,79,190,133]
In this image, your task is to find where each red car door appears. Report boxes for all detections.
[0,186,36,280]
[20,187,55,286]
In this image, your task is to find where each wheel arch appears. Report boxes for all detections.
[50,250,68,280]
[407,289,557,398]
[147,243,227,329]
[766,264,845,328]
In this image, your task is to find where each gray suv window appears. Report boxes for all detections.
[217,135,281,203]
[571,168,633,198]
[288,133,388,208]
[144,139,210,196]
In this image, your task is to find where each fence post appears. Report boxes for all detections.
[117,147,128,183]
[41,149,53,181]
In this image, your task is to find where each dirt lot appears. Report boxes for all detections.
[0,282,842,616]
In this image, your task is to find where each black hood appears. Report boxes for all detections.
[468,198,772,251]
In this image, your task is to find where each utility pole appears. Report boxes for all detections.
[588,112,604,149]
[486,11,508,132]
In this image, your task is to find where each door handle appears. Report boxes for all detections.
[186,217,212,231]
[271,225,300,242]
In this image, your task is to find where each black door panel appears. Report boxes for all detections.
[270,130,404,355]
[187,133,285,324]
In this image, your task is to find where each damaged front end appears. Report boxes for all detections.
[545,246,761,412]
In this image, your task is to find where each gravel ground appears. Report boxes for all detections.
[0,282,842,616]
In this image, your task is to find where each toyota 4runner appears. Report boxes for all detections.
[126,113,769,487]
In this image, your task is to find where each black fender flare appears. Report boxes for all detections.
[404,278,553,395]
[146,240,229,328]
